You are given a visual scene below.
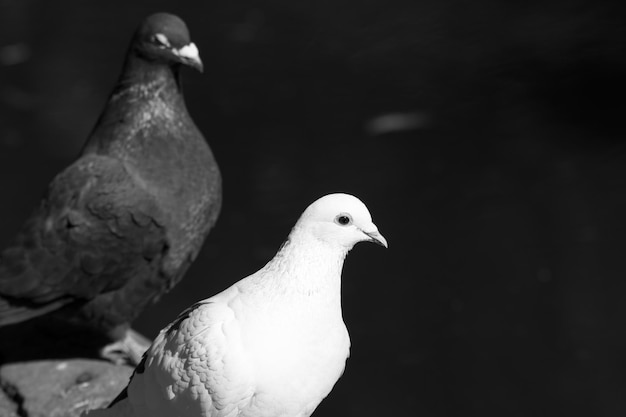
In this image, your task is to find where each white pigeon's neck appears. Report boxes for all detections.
[257,226,349,302]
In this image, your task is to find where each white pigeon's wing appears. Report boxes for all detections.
[124,292,256,417]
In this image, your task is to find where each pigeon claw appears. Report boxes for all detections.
[100,328,151,366]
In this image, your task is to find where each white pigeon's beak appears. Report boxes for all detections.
[173,42,203,72]
[363,227,388,248]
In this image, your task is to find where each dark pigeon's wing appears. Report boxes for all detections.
[0,153,168,325]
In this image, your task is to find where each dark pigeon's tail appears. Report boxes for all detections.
[0,295,70,326]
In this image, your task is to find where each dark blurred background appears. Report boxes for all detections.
[1,0,626,416]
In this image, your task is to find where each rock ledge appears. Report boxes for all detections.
[0,359,132,417]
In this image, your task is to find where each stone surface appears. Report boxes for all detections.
[0,387,18,417]
[0,359,132,417]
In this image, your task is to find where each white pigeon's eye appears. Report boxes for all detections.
[152,33,171,48]
[334,213,352,226]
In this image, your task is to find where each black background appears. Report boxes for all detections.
[1,0,626,416]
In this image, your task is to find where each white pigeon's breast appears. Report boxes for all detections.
[238,297,351,417]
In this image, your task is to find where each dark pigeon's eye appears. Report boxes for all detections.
[152,33,171,48]
[334,213,352,226]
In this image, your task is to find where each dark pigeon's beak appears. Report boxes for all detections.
[174,42,204,72]
[364,228,388,248]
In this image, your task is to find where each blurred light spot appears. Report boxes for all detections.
[364,111,430,136]
[0,42,31,66]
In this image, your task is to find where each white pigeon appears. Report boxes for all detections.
[86,193,387,417]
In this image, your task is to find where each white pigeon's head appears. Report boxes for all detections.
[297,193,388,250]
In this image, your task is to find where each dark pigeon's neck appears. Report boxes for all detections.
[111,51,184,106]
[82,51,187,155]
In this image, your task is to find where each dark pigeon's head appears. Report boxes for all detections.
[132,12,203,72]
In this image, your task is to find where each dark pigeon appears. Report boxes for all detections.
[0,12,221,364]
